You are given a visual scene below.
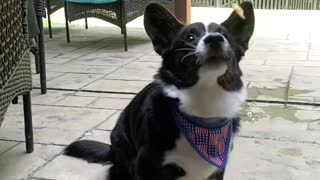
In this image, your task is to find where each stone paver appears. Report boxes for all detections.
[88,97,131,110]
[68,51,144,67]
[0,144,62,180]
[289,76,320,103]
[240,103,320,144]
[225,137,320,180]
[0,140,18,154]
[50,64,118,74]
[54,96,98,107]
[96,111,121,131]
[82,79,149,93]
[33,130,111,180]
[247,81,287,101]
[104,61,160,81]
[1,7,320,180]
[33,154,109,180]
[47,73,104,89]
[0,105,115,145]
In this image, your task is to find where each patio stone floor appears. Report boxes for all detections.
[1,8,320,180]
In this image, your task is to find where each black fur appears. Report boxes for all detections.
[65,2,255,180]
[65,140,112,164]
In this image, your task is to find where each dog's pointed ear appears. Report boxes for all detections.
[144,3,184,56]
[222,2,255,54]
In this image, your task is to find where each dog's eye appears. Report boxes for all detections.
[186,34,195,42]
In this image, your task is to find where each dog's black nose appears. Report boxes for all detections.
[204,34,224,48]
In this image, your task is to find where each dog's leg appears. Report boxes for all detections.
[134,146,165,180]
[108,164,132,180]
[208,171,225,180]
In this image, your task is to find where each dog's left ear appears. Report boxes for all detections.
[144,3,184,56]
[222,2,255,55]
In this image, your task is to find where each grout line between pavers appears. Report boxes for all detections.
[28,177,55,180]
[246,98,320,106]
[41,36,114,83]
[32,87,136,95]
[31,87,320,107]
[0,142,21,156]
[94,128,113,132]
[75,36,152,84]
[30,103,125,111]
[306,41,312,61]
[284,67,294,108]
[78,51,150,90]
[99,78,152,82]
[26,110,118,179]
[237,135,320,146]
[0,139,67,147]
[10,100,121,110]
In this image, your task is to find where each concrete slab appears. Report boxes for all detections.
[96,111,121,131]
[105,62,160,81]
[49,64,118,74]
[55,96,98,107]
[32,130,111,180]
[225,137,320,180]
[0,144,62,180]
[32,154,109,180]
[247,81,288,101]
[88,97,131,110]
[0,105,115,145]
[289,76,320,103]
[69,51,144,67]
[240,103,320,144]
[82,79,149,93]
[47,73,104,89]
[0,140,18,154]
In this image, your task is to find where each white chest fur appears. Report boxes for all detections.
[162,65,246,179]
[164,136,217,180]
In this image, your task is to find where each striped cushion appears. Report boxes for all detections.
[65,0,120,4]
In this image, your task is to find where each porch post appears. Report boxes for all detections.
[174,0,191,24]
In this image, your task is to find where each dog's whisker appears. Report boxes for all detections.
[181,52,196,63]
[195,56,205,65]
[179,39,197,49]
[175,48,196,52]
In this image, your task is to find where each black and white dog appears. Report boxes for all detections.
[65,2,255,180]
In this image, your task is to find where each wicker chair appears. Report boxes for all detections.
[46,0,88,38]
[0,0,34,153]
[64,0,175,51]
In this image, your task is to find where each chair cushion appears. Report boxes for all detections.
[65,0,120,4]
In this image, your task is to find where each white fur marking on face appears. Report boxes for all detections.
[196,23,230,59]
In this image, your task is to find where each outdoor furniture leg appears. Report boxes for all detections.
[35,37,40,74]
[120,2,128,51]
[65,2,70,43]
[36,15,47,94]
[47,0,53,38]
[85,17,88,29]
[121,24,128,51]
[23,92,33,153]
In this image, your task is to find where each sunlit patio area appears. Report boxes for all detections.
[1,3,320,180]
